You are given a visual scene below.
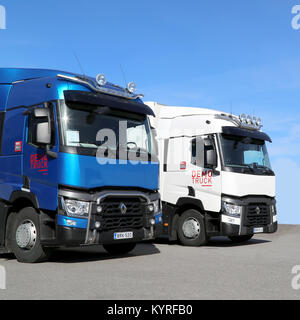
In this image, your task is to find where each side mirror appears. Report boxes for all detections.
[34,108,50,118]
[33,107,51,146]
[36,122,51,145]
[204,138,217,169]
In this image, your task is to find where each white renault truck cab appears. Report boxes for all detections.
[146,101,278,246]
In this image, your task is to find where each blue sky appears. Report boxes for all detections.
[0,0,299,224]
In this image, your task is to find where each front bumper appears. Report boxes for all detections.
[221,217,277,236]
[219,195,278,237]
[56,224,154,246]
[55,189,162,246]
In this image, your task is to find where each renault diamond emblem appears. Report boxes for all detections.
[120,203,127,214]
[255,206,260,214]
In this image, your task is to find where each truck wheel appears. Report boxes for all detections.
[177,209,207,246]
[7,207,52,263]
[103,243,136,255]
[228,235,253,243]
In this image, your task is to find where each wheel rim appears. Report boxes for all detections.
[16,220,37,250]
[182,217,201,239]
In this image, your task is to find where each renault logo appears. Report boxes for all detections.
[120,203,127,214]
[255,206,261,214]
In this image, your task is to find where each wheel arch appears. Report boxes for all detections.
[176,197,205,215]
[9,191,39,212]
[169,197,205,241]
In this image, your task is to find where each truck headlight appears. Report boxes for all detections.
[64,199,90,218]
[222,201,242,216]
[148,200,160,214]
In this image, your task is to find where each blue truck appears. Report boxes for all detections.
[0,68,161,263]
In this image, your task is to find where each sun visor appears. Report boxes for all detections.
[222,126,272,142]
[64,90,155,117]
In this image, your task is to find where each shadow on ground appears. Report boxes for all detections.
[206,236,271,247]
[153,236,271,248]
[48,243,160,263]
[0,243,160,264]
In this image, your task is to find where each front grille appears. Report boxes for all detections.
[101,216,144,230]
[101,200,142,216]
[244,204,270,227]
[97,197,146,231]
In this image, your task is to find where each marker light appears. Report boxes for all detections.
[95,221,101,229]
[180,161,186,170]
[127,82,137,94]
[150,219,156,226]
[256,117,262,126]
[148,204,154,212]
[66,219,77,227]
[96,74,107,86]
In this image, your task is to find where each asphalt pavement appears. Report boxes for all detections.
[0,224,299,300]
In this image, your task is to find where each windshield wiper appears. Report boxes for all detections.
[253,164,274,174]
[231,163,255,172]
[241,164,254,172]
[126,147,153,159]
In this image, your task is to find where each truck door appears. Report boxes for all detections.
[189,135,221,213]
[23,102,58,211]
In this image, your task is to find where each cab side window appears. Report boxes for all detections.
[191,138,197,165]
[27,111,41,146]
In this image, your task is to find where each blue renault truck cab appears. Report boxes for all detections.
[0,68,161,263]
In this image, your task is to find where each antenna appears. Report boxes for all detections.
[230,101,233,115]
[120,64,127,87]
[73,51,86,79]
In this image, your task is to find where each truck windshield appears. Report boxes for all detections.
[58,101,156,161]
[219,134,273,174]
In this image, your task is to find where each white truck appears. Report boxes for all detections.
[146,101,278,246]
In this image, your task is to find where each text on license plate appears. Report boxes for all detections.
[253,227,264,233]
[113,232,133,240]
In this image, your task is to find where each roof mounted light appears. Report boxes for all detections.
[239,114,247,123]
[246,115,252,124]
[96,74,107,86]
[238,114,263,130]
[216,113,263,131]
[57,74,144,100]
[256,117,262,126]
[127,82,137,94]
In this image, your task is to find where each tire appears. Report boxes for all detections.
[177,209,207,246]
[7,207,52,263]
[228,234,253,243]
[103,242,136,255]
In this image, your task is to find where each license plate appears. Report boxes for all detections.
[253,227,264,233]
[113,232,133,240]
